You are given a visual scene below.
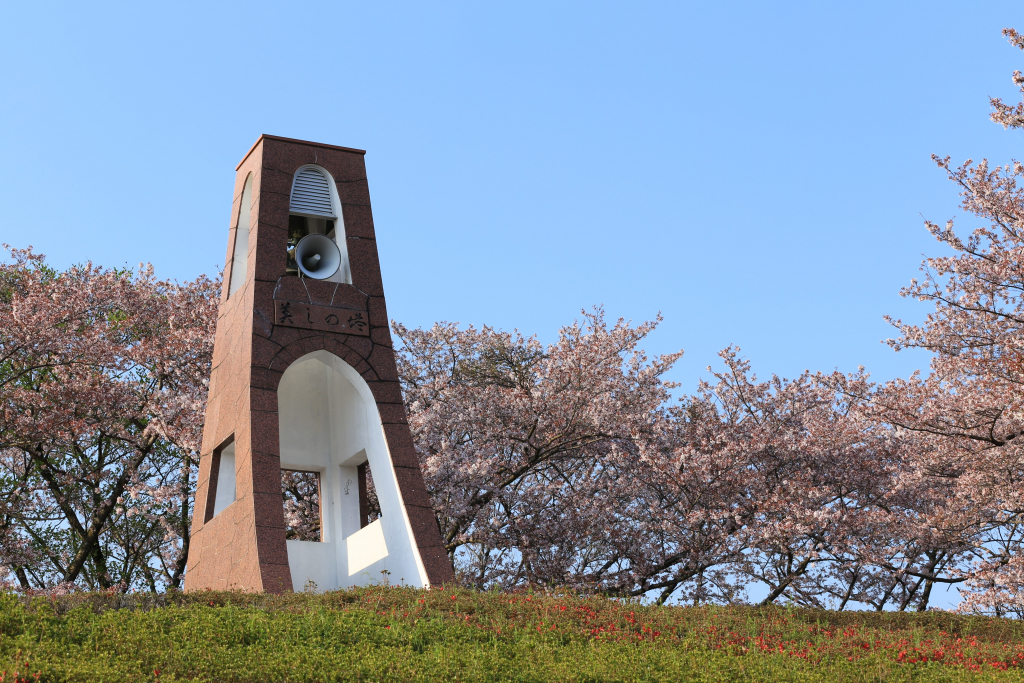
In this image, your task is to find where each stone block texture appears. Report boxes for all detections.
[184,135,454,593]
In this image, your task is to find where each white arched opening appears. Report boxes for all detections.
[277,350,428,591]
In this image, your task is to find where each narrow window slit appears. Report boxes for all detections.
[205,438,237,522]
[357,462,381,528]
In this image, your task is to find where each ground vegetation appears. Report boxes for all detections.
[1,587,1023,681]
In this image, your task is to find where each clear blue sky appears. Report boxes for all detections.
[2,1,1022,394]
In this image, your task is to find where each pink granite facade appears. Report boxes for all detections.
[184,135,454,593]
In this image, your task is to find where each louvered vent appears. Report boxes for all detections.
[290,167,335,217]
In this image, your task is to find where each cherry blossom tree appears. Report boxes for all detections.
[661,349,933,611]
[857,28,1024,617]
[394,309,687,593]
[393,319,909,606]
[0,247,217,590]
[679,352,871,607]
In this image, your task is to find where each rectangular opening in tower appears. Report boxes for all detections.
[204,438,237,523]
[358,461,381,528]
[281,469,322,542]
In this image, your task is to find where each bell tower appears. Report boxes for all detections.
[185,135,453,593]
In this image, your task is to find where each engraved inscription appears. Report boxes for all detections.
[274,301,370,335]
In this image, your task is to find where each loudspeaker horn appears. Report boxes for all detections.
[294,234,341,280]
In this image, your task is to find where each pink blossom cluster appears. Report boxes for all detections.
[393,314,933,608]
[0,248,218,591]
[281,469,321,542]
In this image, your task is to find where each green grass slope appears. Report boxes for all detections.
[1,586,1023,682]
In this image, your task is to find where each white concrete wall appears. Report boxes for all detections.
[279,351,429,591]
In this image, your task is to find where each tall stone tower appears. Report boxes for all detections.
[185,135,453,593]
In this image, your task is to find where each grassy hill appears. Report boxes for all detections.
[1,585,1023,682]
